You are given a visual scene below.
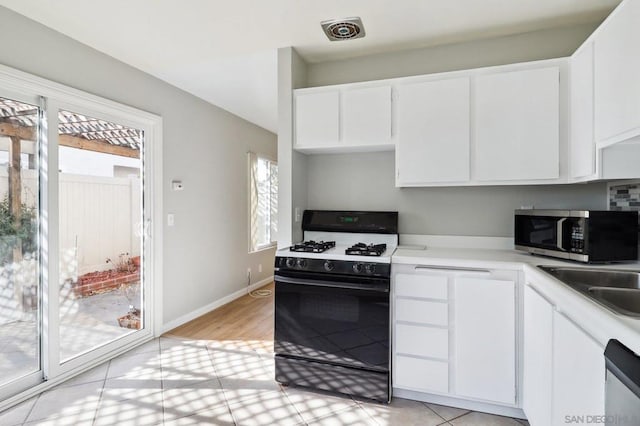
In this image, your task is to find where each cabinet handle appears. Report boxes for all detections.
[414,265,491,274]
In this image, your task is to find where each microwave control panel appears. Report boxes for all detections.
[570,222,585,253]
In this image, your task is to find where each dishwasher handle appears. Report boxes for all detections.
[605,339,640,399]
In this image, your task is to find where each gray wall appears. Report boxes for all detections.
[299,23,608,238]
[306,152,607,237]
[0,6,277,326]
[277,47,309,247]
[307,23,599,87]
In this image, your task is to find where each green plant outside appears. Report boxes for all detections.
[0,196,37,265]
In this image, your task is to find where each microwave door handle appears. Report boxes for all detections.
[556,218,567,251]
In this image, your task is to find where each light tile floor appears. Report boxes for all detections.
[0,337,531,425]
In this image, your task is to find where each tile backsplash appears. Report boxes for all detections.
[609,183,640,211]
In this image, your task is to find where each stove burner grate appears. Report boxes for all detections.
[290,240,336,253]
[345,243,387,256]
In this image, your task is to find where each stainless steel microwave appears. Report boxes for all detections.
[514,210,638,263]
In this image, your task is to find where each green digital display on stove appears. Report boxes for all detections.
[339,216,359,223]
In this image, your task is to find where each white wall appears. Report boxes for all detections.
[58,146,140,177]
[306,152,607,237]
[0,6,277,327]
[306,23,600,87]
[289,23,608,239]
[277,47,308,247]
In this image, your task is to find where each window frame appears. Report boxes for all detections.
[248,152,277,253]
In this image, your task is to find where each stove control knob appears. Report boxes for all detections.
[352,263,363,273]
[285,258,296,268]
[364,264,376,275]
[296,258,307,269]
[324,260,335,272]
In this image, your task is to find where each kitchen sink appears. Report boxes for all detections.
[538,266,640,317]
[587,288,640,317]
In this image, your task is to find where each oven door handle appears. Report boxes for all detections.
[275,274,389,293]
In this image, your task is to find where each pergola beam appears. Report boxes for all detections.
[0,122,140,159]
[8,136,22,262]
[58,134,140,159]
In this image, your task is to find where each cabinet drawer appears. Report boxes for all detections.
[395,355,448,393]
[396,298,448,326]
[395,273,448,300]
[396,323,448,359]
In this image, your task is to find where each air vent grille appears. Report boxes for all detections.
[321,17,366,41]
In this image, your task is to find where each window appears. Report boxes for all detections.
[249,152,277,251]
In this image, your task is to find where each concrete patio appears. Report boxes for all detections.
[0,282,141,386]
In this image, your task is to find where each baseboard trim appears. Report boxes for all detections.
[161,276,274,334]
[393,388,526,419]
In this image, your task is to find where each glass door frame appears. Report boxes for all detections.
[0,63,163,407]
[45,97,157,379]
[0,86,45,401]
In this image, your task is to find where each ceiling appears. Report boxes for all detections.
[0,0,621,133]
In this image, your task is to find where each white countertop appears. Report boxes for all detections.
[392,246,640,355]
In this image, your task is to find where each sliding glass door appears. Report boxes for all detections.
[0,92,43,396]
[0,68,160,404]
[46,99,153,377]
[56,106,147,364]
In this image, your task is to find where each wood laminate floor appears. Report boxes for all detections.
[164,282,275,352]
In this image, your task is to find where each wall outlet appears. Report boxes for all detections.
[167,213,175,226]
[295,207,302,222]
[258,264,263,273]
[171,180,184,191]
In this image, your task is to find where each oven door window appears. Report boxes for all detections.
[275,281,389,371]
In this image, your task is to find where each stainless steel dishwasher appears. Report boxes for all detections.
[604,339,640,425]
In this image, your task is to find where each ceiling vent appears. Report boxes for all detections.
[321,17,365,41]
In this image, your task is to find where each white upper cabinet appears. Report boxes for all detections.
[294,85,392,152]
[342,85,392,146]
[396,77,470,185]
[570,43,596,180]
[474,67,560,181]
[454,275,516,405]
[594,0,640,145]
[294,58,568,185]
[294,90,340,148]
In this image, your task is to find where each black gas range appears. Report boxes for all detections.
[274,210,398,403]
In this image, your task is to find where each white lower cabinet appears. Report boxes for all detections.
[522,285,553,426]
[393,269,451,394]
[522,283,606,426]
[393,265,517,408]
[552,311,605,425]
[395,355,449,394]
[454,276,516,404]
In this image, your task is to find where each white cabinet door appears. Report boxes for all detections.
[474,67,560,181]
[395,356,449,394]
[396,77,470,185]
[552,312,605,425]
[294,91,339,148]
[393,267,451,394]
[594,0,640,144]
[454,276,516,404]
[343,86,391,146]
[570,43,596,180]
[523,285,553,426]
